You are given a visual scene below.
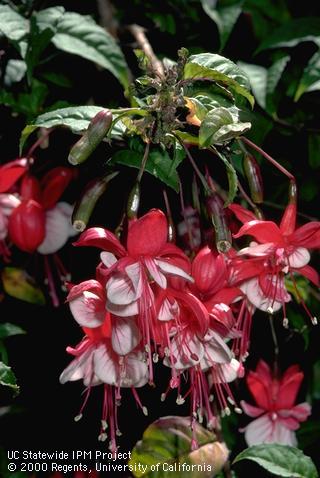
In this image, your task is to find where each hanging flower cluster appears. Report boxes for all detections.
[60,197,319,451]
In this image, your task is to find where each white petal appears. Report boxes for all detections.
[120,351,149,388]
[145,257,167,289]
[69,292,105,328]
[155,259,194,282]
[93,343,118,385]
[125,262,143,297]
[100,251,118,268]
[163,335,204,370]
[287,247,310,268]
[37,206,70,254]
[271,421,297,446]
[56,202,78,237]
[217,359,241,383]
[106,299,139,317]
[200,332,232,369]
[240,278,283,313]
[238,242,274,257]
[111,318,140,355]
[244,415,274,446]
[107,272,139,305]
[158,298,179,321]
[59,346,94,384]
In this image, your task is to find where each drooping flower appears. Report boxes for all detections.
[0,193,21,259]
[241,360,311,446]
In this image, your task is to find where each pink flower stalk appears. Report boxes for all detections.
[60,279,149,453]
[241,360,311,446]
[233,201,320,323]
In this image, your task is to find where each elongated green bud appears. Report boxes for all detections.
[127,182,140,220]
[206,193,232,253]
[68,110,113,165]
[243,153,264,204]
[72,172,118,232]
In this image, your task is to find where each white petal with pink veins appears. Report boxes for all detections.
[200,331,232,369]
[240,278,283,312]
[120,351,148,388]
[106,299,139,317]
[217,359,242,383]
[270,421,297,446]
[158,298,179,321]
[100,251,118,268]
[238,242,274,257]
[125,262,143,297]
[145,257,167,288]
[287,247,310,268]
[164,335,204,370]
[107,271,140,305]
[155,259,194,282]
[59,346,98,385]
[240,400,264,418]
[244,415,274,446]
[93,343,118,385]
[69,292,105,328]
[111,317,140,355]
[37,205,70,254]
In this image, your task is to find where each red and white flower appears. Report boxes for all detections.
[241,360,311,446]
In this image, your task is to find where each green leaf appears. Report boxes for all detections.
[2,267,45,305]
[173,130,199,145]
[111,147,184,192]
[40,71,72,88]
[184,53,254,107]
[238,57,290,112]
[0,323,26,340]
[308,134,320,169]
[257,18,320,52]
[199,107,250,147]
[233,445,318,478]
[34,6,65,32]
[0,362,19,395]
[51,12,129,88]
[295,51,320,101]
[0,5,29,42]
[4,60,27,87]
[201,0,243,50]
[312,360,320,400]
[129,416,228,477]
[19,106,147,152]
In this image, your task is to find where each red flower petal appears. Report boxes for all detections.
[277,369,304,409]
[8,199,45,252]
[233,220,283,244]
[41,167,75,209]
[127,209,167,257]
[289,221,320,248]
[74,227,126,257]
[228,203,257,224]
[247,371,271,410]
[0,166,26,193]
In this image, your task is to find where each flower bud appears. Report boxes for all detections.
[41,167,76,210]
[20,174,42,202]
[206,193,232,253]
[8,199,45,252]
[127,182,140,220]
[243,153,263,203]
[68,110,113,165]
[72,172,118,232]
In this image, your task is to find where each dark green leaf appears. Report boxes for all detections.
[233,444,318,478]
[257,18,320,52]
[0,362,19,395]
[4,60,27,87]
[295,51,320,101]
[199,107,250,147]
[2,267,45,305]
[201,0,243,50]
[40,71,72,88]
[51,12,129,88]
[35,6,65,32]
[0,323,26,340]
[129,416,228,477]
[0,5,29,42]
[184,53,254,107]
[111,147,184,192]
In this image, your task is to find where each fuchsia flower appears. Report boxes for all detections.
[0,193,21,259]
[232,201,320,323]
[241,360,311,446]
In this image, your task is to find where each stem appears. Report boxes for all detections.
[176,139,211,194]
[240,137,295,182]
[128,24,164,78]
[137,141,151,183]
[237,180,257,211]
[26,129,51,159]
[269,315,279,374]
